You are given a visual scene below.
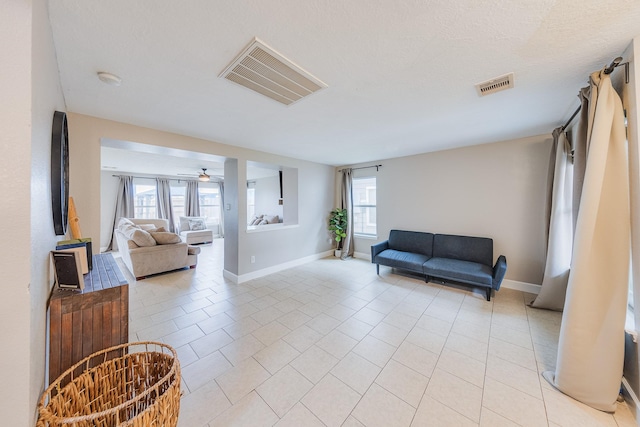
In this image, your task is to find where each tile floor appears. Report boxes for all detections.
[120,240,636,426]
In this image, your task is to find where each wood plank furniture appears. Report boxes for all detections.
[48,253,129,385]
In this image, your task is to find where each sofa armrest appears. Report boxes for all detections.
[371,240,389,263]
[492,255,507,290]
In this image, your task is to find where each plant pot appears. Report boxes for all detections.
[334,249,342,258]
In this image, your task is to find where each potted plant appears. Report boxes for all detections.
[329,208,348,257]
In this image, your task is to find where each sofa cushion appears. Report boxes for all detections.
[423,257,493,286]
[121,225,156,247]
[138,223,157,231]
[188,246,201,255]
[375,249,430,273]
[117,217,135,230]
[432,234,493,266]
[150,231,182,245]
[388,230,434,257]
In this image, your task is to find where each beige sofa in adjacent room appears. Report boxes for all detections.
[178,216,214,244]
[114,218,200,279]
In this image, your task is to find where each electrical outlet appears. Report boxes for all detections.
[250,256,255,264]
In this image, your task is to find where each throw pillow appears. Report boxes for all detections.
[138,223,157,231]
[250,215,264,226]
[132,229,156,247]
[150,231,182,245]
[155,227,166,232]
[189,218,207,231]
[122,226,156,247]
[258,219,268,225]
[264,215,279,224]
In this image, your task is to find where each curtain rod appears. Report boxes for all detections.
[561,56,628,131]
[338,164,382,172]
[111,174,222,182]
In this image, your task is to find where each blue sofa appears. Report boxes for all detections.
[371,230,507,301]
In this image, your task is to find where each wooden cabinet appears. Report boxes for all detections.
[48,253,129,385]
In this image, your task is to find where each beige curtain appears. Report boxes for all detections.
[185,180,200,217]
[543,70,629,412]
[106,175,134,252]
[156,178,176,232]
[531,128,573,310]
[340,168,354,260]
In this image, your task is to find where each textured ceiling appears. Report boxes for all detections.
[48,0,640,166]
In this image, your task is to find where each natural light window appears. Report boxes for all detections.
[353,176,376,236]
[199,183,221,228]
[133,180,156,219]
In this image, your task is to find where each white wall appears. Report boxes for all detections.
[253,175,283,220]
[0,0,66,424]
[343,134,553,285]
[239,164,332,274]
[67,114,335,279]
[0,1,32,422]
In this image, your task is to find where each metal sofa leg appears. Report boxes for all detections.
[376,264,379,275]
[486,288,492,301]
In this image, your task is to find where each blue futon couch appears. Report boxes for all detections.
[371,230,507,301]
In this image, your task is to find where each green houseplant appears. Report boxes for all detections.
[329,208,348,257]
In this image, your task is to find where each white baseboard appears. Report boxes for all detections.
[353,251,371,261]
[222,269,239,283]
[224,250,334,284]
[621,377,640,424]
[501,279,541,294]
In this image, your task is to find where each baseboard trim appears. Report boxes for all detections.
[353,251,371,261]
[225,250,334,284]
[222,269,239,283]
[501,279,541,294]
[621,377,640,424]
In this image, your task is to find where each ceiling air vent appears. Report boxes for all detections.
[475,73,514,97]
[219,38,327,106]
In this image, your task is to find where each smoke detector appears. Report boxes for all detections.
[475,73,514,97]
[219,38,327,106]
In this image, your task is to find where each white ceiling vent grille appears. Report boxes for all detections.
[219,38,327,106]
[475,73,514,97]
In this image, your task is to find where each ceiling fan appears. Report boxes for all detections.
[177,168,224,181]
[198,168,210,182]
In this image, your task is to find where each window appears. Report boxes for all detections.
[353,176,376,236]
[133,180,156,219]
[199,183,221,228]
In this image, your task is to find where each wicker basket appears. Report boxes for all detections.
[37,341,181,427]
